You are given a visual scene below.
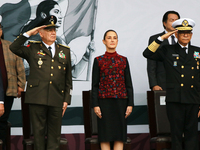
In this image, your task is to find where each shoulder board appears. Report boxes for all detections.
[29,41,41,43]
[58,44,70,49]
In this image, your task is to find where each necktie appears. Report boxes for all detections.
[171,35,176,45]
[182,47,187,58]
[48,46,52,56]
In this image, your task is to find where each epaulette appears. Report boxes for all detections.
[28,41,42,44]
[58,43,70,49]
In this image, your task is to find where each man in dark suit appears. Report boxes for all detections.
[0,19,25,149]
[0,68,4,117]
[9,16,72,150]
[143,18,199,150]
[147,11,180,91]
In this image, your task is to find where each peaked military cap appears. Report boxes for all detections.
[172,18,195,31]
[38,15,58,29]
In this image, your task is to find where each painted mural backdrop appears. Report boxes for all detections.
[1,0,200,137]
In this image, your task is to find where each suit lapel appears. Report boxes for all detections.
[2,40,12,71]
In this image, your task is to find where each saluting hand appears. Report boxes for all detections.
[26,25,47,36]
[160,30,178,40]
[94,106,102,119]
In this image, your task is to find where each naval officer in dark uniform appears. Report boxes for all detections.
[143,18,200,150]
[9,16,72,150]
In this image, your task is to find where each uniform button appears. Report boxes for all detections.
[181,65,184,69]
[50,81,52,84]
[52,59,54,62]
[62,90,64,93]
[191,85,194,88]
[51,66,54,69]
[191,67,194,69]
[63,62,65,64]
[181,74,184,77]
[181,84,184,86]
[192,76,194,78]
[51,74,53,77]
[30,85,32,87]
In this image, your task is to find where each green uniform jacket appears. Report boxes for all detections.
[10,34,72,107]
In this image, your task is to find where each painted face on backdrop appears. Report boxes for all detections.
[49,4,62,28]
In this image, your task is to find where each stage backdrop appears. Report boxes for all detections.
[1,0,200,136]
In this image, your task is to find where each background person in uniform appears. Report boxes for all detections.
[147,10,180,91]
[91,30,134,150]
[0,18,26,149]
[143,18,200,150]
[9,16,72,150]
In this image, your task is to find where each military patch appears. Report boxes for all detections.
[37,50,46,56]
[194,51,200,58]
[59,51,66,59]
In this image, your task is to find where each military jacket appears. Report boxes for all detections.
[10,35,72,107]
[143,39,200,104]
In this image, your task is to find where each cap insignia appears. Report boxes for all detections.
[182,20,189,27]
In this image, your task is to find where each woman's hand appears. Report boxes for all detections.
[62,102,68,117]
[94,106,102,119]
[125,106,133,118]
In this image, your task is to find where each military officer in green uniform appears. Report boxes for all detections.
[143,18,200,150]
[9,15,72,150]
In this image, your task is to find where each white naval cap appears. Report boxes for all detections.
[172,18,195,31]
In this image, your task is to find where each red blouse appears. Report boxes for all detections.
[96,51,128,99]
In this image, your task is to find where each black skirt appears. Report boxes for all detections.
[97,98,128,142]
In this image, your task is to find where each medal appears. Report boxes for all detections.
[38,58,43,68]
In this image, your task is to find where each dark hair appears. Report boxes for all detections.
[21,0,58,33]
[162,11,180,29]
[103,29,118,40]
